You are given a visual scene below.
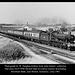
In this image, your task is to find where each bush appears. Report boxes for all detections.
[0,43,30,61]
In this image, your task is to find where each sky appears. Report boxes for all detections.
[0,2,75,24]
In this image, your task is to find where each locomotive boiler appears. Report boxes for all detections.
[51,31,75,43]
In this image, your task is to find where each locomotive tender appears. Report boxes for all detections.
[0,28,75,51]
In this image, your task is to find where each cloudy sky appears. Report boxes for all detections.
[0,2,75,24]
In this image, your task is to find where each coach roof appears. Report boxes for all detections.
[24,30,42,33]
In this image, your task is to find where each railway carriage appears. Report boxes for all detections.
[14,30,23,35]
[13,30,23,38]
[8,30,14,34]
[23,30,41,42]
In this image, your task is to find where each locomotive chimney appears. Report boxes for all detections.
[68,27,71,35]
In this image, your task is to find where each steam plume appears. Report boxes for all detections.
[34,17,70,27]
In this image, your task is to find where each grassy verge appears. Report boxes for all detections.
[0,42,31,62]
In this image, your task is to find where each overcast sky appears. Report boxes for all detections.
[0,2,75,24]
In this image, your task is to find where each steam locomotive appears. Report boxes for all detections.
[0,28,75,51]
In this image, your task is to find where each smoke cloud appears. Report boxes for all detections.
[34,17,70,27]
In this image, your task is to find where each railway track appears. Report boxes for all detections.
[21,40,75,60]
[28,46,75,64]
[0,32,75,64]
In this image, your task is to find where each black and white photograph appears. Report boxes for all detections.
[0,2,75,74]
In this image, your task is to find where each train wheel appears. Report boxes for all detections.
[64,46,68,50]
[40,41,42,44]
[19,37,20,39]
[62,46,65,49]
[59,45,62,48]
[50,44,52,46]
[49,42,52,46]
[57,45,60,48]
[70,47,74,51]
[54,45,56,47]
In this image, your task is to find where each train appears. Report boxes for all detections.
[0,28,75,51]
